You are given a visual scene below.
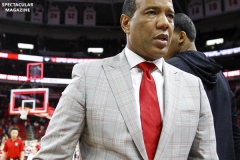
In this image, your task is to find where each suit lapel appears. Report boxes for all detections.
[102,52,148,160]
[154,62,183,159]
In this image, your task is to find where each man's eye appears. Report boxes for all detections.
[147,11,156,15]
[167,14,174,19]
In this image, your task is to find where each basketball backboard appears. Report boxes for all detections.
[26,62,44,80]
[9,88,49,115]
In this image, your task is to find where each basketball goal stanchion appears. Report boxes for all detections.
[18,107,30,120]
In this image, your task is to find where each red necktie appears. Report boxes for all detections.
[138,62,162,160]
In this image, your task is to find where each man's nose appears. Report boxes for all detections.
[156,14,170,30]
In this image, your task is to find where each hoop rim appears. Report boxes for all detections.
[18,107,31,111]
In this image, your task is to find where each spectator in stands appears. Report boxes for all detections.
[12,116,19,124]
[7,122,14,135]
[24,119,30,129]
[33,0,218,159]
[0,134,8,150]
[165,13,240,160]
[0,125,3,138]
[1,134,8,142]
[0,118,3,126]
[1,127,24,160]
[3,125,9,135]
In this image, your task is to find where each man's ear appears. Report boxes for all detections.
[178,31,187,43]
[120,14,130,34]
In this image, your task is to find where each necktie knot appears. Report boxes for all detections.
[138,62,156,72]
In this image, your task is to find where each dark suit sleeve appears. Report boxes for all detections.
[166,58,193,74]
[231,92,240,159]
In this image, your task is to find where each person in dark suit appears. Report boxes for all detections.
[33,1,218,160]
[165,13,240,160]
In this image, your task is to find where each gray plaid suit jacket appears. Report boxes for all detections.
[33,51,218,160]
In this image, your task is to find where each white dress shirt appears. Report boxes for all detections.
[125,47,164,125]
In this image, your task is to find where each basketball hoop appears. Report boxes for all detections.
[18,107,30,120]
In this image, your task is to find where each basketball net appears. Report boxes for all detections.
[18,107,30,120]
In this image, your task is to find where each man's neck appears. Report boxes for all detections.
[11,137,17,141]
[180,41,197,52]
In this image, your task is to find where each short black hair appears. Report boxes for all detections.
[122,0,136,18]
[9,127,19,133]
[174,13,196,42]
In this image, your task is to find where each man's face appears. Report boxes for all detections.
[126,0,174,60]
[10,129,19,139]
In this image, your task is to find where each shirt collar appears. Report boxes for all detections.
[125,47,163,72]
[10,138,17,142]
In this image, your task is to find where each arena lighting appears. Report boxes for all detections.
[204,46,240,57]
[87,47,103,53]
[206,38,224,46]
[0,70,239,84]
[18,54,43,62]
[223,70,240,78]
[0,73,71,84]
[17,43,34,50]
[0,52,8,58]
[0,46,240,62]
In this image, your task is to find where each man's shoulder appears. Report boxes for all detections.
[164,61,200,81]
[5,138,12,142]
[16,138,24,142]
[166,56,186,69]
[4,139,10,143]
[9,138,23,143]
[74,53,121,68]
[3,139,12,146]
[71,53,124,78]
[166,56,182,63]
[166,57,195,77]
[164,61,189,73]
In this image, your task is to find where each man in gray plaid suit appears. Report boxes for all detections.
[33,0,218,159]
